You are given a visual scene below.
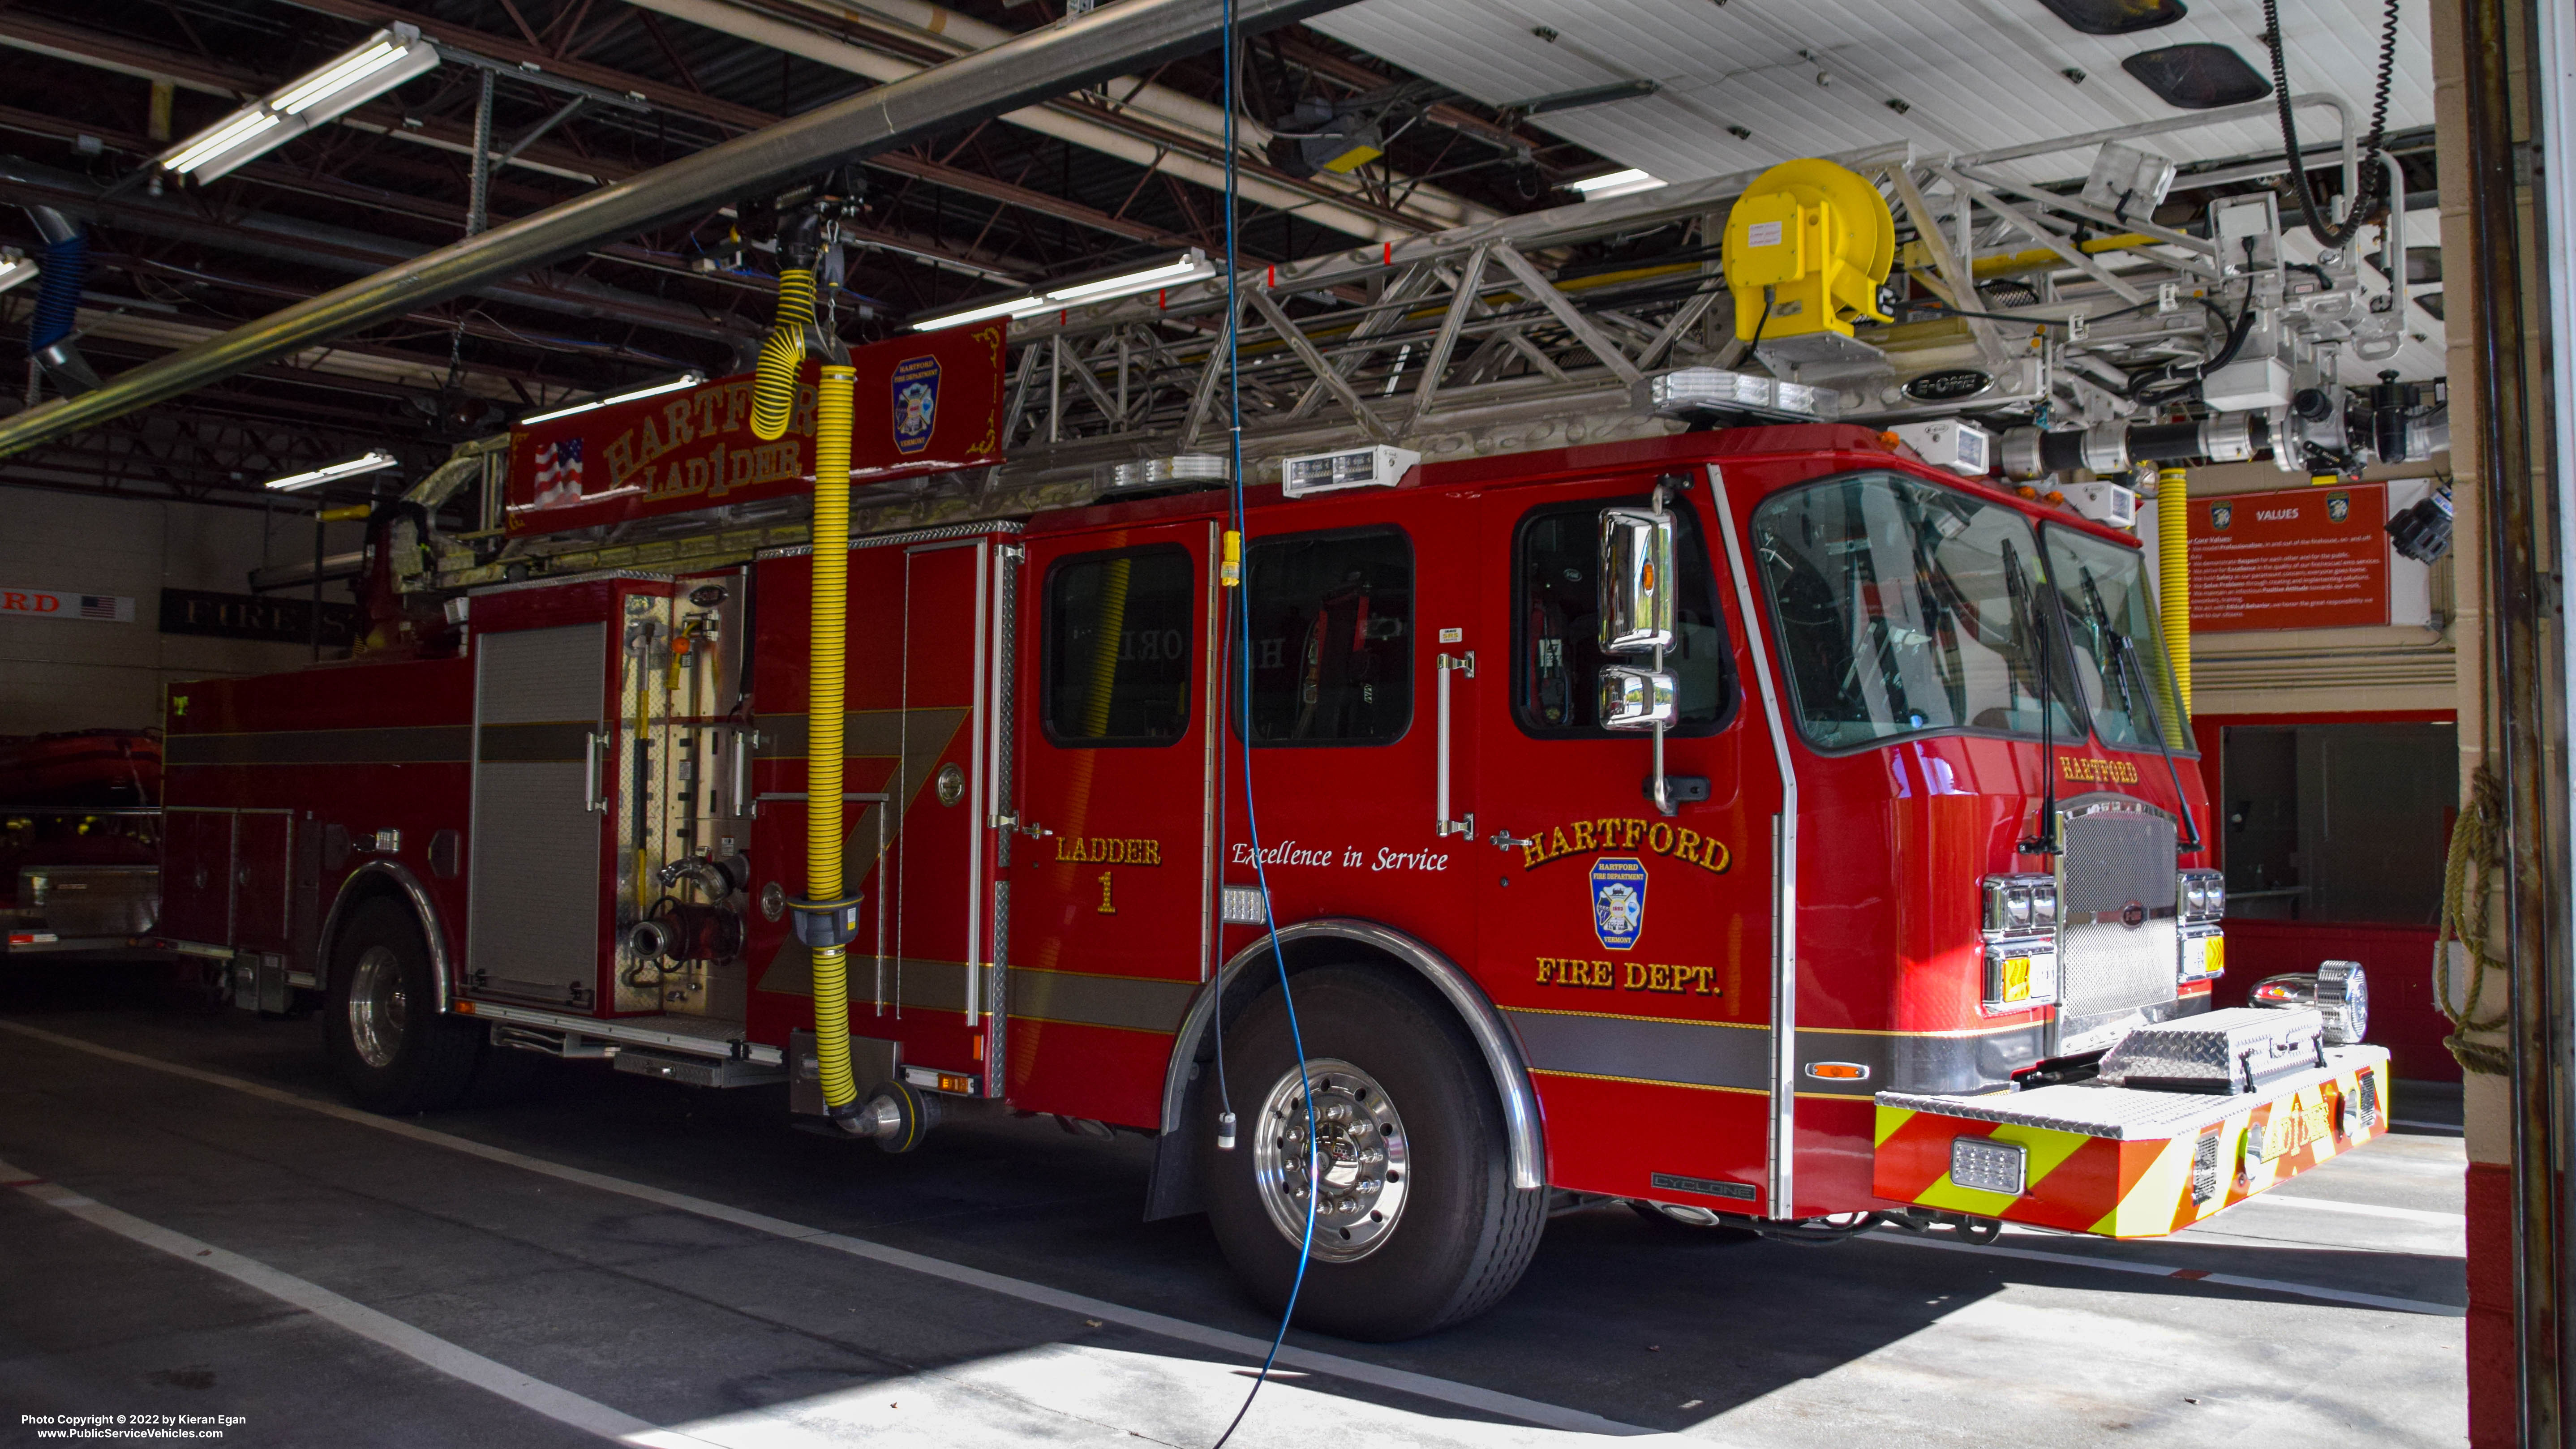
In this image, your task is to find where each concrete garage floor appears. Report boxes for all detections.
[2,962,2466,1448]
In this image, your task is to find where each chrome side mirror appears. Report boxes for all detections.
[1598,507,1676,654]
[1597,665,1676,732]
[2250,959,2370,1046]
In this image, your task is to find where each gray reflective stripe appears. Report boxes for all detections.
[1793,1023,2049,1097]
[1506,1009,1771,1093]
[1504,1010,2052,1098]
[167,725,472,766]
[756,952,973,1012]
[1007,968,1195,1034]
[474,722,594,763]
[754,708,969,759]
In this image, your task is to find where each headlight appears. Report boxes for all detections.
[2208,879,2225,917]
[2005,885,2033,927]
[2032,881,2057,928]
[2186,879,2208,914]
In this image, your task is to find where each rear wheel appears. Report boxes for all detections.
[324,899,478,1113]
[1202,966,1545,1340]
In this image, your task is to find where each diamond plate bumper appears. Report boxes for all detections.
[1871,1045,2393,1237]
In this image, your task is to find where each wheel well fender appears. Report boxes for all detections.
[318,862,455,1010]
[1157,917,1545,1192]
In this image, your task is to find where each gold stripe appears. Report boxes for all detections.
[1505,1003,1768,1028]
[1529,1067,1765,1095]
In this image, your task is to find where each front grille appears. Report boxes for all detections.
[2057,802,2178,1020]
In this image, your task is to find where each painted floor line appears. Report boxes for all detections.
[2236,1192,2464,1226]
[0,1154,721,1449]
[0,1019,1664,1441]
[1870,1227,2465,1316]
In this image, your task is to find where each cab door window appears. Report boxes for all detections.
[1041,546,1194,746]
[1239,527,1413,745]
[1512,499,1735,737]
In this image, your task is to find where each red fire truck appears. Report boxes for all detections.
[151,370,2388,1339]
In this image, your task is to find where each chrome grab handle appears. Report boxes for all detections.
[1435,650,1475,838]
[730,728,760,817]
[584,728,608,813]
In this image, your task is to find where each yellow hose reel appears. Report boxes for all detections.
[1722,159,1896,343]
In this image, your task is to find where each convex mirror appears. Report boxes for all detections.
[1597,665,1677,732]
[1597,506,1676,654]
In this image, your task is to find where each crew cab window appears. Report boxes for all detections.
[2045,523,2196,755]
[1752,471,2082,751]
[1240,528,1412,745]
[1042,546,1194,746]
[1513,499,1735,736]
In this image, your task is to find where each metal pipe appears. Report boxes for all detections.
[0,0,1356,461]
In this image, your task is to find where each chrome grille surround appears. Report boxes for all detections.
[2055,795,2179,1026]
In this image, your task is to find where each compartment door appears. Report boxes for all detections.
[1004,522,1218,1126]
[466,622,610,1007]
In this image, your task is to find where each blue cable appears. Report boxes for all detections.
[1209,0,1316,1440]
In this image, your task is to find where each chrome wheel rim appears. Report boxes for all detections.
[1250,1056,1410,1263]
[348,946,408,1069]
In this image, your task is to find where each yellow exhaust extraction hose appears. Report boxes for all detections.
[2156,466,2192,748]
[751,268,816,443]
[808,362,858,1114]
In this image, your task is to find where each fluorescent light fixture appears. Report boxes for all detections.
[910,295,1041,332]
[266,449,399,492]
[161,26,440,182]
[910,250,1217,330]
[1569,167,1667,200]
[520,371,707,426]
[0,248,36,296]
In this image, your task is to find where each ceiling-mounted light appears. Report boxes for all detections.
[520,371,707,425]
[161,25,441,182]
[910,250,1218,330]
[0,248,36,296]
[1569,167,1667,200]
[1511,79,1661,116]
[266,449,399,492]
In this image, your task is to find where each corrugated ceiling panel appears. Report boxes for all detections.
[1316,0,2432,188]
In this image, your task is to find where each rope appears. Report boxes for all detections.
[2433,763,2510,1075]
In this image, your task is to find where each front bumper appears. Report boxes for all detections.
[1872,1045,2391,1237]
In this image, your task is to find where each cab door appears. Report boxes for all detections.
[1471,472,1782,1209]
[1004,519,1220,1125]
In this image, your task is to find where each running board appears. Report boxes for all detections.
[453,999,784,1067]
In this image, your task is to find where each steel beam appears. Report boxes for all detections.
[0,0,1355,459]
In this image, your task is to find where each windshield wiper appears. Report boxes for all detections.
[2003,540,2059,856]
[2077,566,2204,853]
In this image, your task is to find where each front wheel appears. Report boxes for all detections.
[1202,966,1545,1340]
[324,899,479,1113]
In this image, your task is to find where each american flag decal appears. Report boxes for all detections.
[532,437,586,507]
[79,595,118,620]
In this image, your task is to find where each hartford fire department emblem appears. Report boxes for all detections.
[891,355,940,454]
[1591,857,1648,951]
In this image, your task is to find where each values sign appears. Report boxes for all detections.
[505,323,1009,537]
[159,588,361,646]
[2186,482,2391,631]
[1,586,133,622]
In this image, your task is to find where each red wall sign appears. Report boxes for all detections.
[506,322,1008,537]
[2186,482,2390,632]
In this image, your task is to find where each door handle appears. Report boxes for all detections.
[1435,650,1475,839]
[584,729,608,813]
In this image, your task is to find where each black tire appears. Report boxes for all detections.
[1202,965,1545,1341]
[323,899,479,1114]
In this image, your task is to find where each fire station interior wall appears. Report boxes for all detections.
[0,489,368,735]
[2215,720,2457,925]
[2137,456,2457,720]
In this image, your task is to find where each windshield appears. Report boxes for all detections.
[2045,524,2194,754]
[1752,472,2082,750]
